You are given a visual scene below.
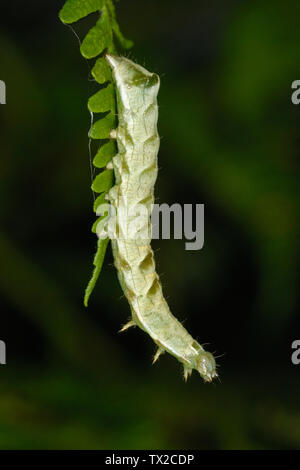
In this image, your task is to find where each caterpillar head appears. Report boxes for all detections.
[106,54,159,92]
[196,351,218,382]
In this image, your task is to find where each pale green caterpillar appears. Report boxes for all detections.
[102,55,217,382]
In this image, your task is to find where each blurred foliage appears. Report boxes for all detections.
[0,0,299,449]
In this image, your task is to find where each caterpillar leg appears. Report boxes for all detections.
[110,129,117,139]
[152,347,164,364]
[183,366,193,382]
[119,319,135,332]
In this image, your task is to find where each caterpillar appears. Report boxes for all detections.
[101,54,217,382]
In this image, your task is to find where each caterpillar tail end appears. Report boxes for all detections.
[183,351,218,382]
[196,351,218,383]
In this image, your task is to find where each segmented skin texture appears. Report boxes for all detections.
[106,55,217,382]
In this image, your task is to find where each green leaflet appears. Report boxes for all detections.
[59,0,104,24]
[92,57,112,84]
[91,193,109,233]
[93,140,116,168]
[84,237,109,307]
[80,5,114,58]
[59,0,133,305]
[89,113,116,139]
[106,0,134,50]
[88,83,115,113]
[91,169,114,192]
[93,192,107,212]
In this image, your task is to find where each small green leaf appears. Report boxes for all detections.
[89,112,115,139]
[84,237,110,306]
[88,83,115,113]
[93,140,116,168]
[106,0,134,49]
[93,192,107,212]
[91,214,108,233]
[59,0,103,24]
[111,20,134,50]
[92,57,112,84]
[91,169,113,193]
[92,217,101,233]
[80,6,114,58]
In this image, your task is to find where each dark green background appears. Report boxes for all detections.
[0,0,299,449]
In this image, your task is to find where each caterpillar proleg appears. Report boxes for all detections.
[104,55,217,382]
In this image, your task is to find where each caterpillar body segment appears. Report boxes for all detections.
[105,54,217,382]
